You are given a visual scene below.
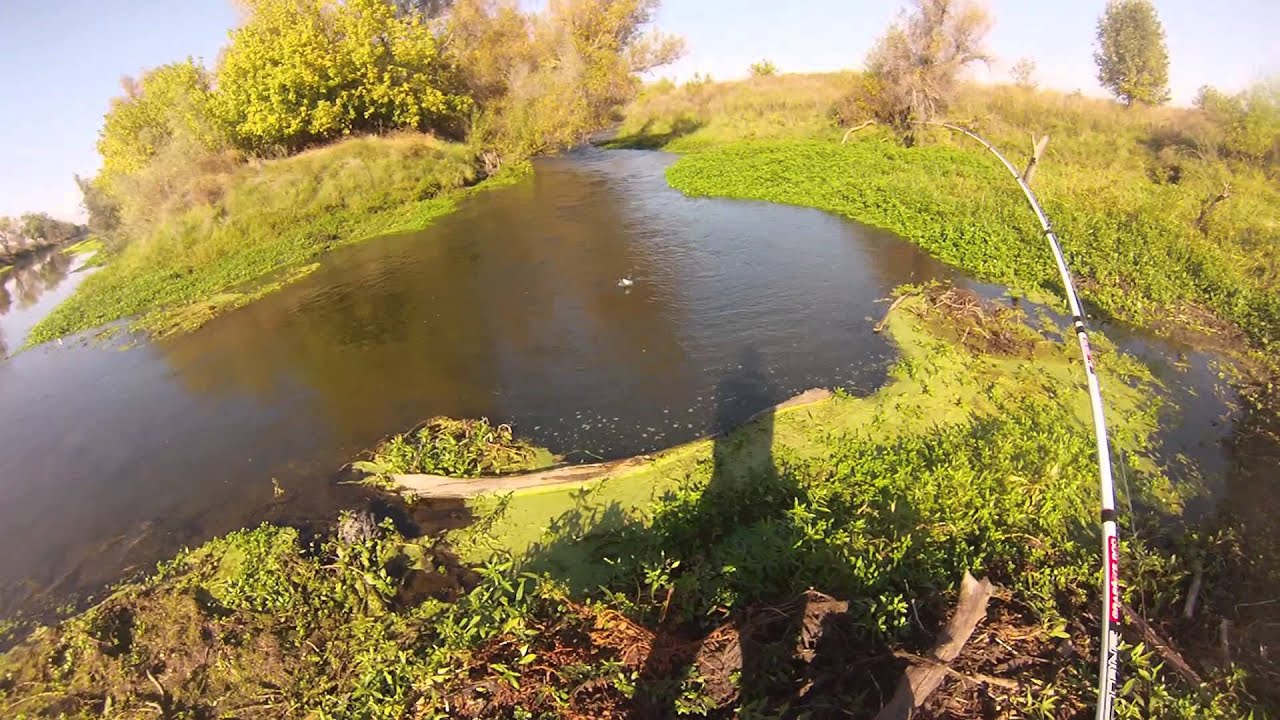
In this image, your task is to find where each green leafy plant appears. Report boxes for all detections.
[354,416,552,478]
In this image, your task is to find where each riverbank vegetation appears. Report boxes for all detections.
[355,417,556,480]
[617,75,1280,359]
[0,288,1257,717]
[614,0,1277,365]
[7,0,1277,716]
[27,135,481,344]
[28,0,682,346]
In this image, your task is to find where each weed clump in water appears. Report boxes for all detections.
[896,283,1038,356]
[355,417,553,479]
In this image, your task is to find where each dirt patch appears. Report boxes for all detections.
[437,587,1081,720]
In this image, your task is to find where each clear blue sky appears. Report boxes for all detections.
[1,0,1276,220]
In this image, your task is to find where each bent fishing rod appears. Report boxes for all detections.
[912,121,1121,720]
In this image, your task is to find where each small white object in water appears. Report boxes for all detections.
[617,277,634,288]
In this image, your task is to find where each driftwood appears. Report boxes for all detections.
[1121,603,1203,685]
[391,389,833,498]
[841,120,877,144]
[1195,183,1232,234]
[873,294,912,333]
[1182,564,1204,620]
[1021,134,1050,185]
[890,651,1018,690]
[874,573,994,720]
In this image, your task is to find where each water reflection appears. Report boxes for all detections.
[0,247,78,356]
[160,149,972,461]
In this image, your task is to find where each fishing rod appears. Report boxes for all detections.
[913,121,1121,720]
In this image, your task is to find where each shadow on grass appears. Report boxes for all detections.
[521,347,916,717]
[599,117,705,151]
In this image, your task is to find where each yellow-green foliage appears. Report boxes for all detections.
[453,0,684,160]
[213,0,472,154]
[356,417,555,478]
[613,73,855,150]
[96,60,223,191]
[1094,0,1171,106]
[1196,82,1280,167]
[27,135,479,344]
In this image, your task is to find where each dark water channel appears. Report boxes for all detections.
[0,149,1240,619]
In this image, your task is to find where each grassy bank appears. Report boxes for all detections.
[615,74,1280,355]
[1,287,1254,717]
[25,135,500,347]
[61,238,106,268]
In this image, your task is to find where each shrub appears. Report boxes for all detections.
[851,0,992,142]
[213,0,472,155]
[749,59,778,77]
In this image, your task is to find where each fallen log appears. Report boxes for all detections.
[1121,603,1203,686]
[874,572,994,720]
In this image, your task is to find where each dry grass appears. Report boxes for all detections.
[612,72,856,149]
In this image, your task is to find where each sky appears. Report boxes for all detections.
[1,0,1277,221]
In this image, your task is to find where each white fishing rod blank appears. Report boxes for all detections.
[913,121,1121,720]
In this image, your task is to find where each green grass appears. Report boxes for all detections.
[616,75,1280,355]
[354,416,557,481]
[0,294,1250,717]
[25,134,498,347]
[61,237,106,268]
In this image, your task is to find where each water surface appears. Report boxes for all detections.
[0,149,1240,618]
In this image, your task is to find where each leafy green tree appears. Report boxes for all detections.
[213,0,472,154]
[96,60,222,191]
[1094,0,1170,106]
[18,213,81,244]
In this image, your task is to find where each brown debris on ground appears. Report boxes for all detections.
[441,587,1079,720]
[877,283,1038,357]
[910,285,1038,357]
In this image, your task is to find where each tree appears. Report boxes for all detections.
[852,0,992,143]
[75,174,121,238]
[213,0,473,154]
[1094,0,1170,106]
[392,0,454,18]
[1011,57,1036,89]
[97,60,223,192]
[19,213,81,244]
[449,0,683,160]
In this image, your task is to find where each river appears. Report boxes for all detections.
[0,148,1241,619]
